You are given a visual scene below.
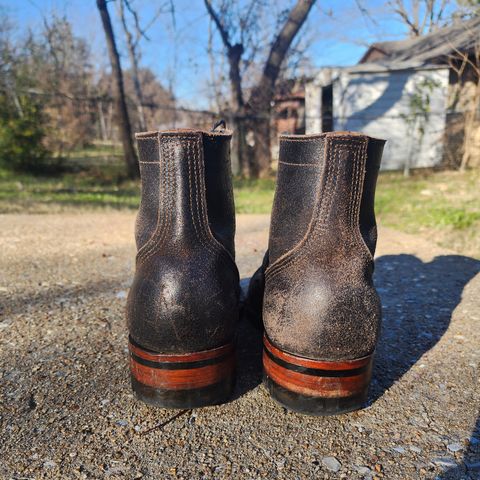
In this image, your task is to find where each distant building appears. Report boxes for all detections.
[271,78,307,161]
[305,17,480,170]
[273,79,307,135]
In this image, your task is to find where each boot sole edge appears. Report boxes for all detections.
[129,337,235,408]
[263,335,373,416]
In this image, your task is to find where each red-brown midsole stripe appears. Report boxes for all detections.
[263,351,371,398]
[263,335,371,370]
[263,336,373,398]
[129,338,234,363]
[129,339,235,390]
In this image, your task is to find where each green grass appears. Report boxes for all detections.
[0,166,277,214]
[233,177,276,214]
[66,143,124,159]
[376,170,480,230]
[375,169,480,257]
[0,166,140,212]
[1,160,479,257]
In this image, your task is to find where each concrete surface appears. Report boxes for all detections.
[0,213,479,479]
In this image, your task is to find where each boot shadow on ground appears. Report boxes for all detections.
[233,254,480,404]
[370,254,480,403]
[372,254,480,479]
[230,277,264,401]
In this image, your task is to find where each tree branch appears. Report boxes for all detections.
[204,0,232,49]
[255,0,316,104]
[204,0,244,110]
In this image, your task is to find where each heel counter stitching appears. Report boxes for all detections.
[136,133,167,262]
[135,134,237,273]
[191,135,237,270]
[350,139,374,264]
[265,139,330,276]
[136,137,175,265]
[266,138,367,281]
[265,137,339,279]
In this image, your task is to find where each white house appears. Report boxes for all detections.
[304,17,480,171]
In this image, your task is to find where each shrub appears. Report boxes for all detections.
[0,92,55,173]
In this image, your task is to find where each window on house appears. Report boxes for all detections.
[322,84,333,132]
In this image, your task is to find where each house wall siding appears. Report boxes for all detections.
[306,67,450,170]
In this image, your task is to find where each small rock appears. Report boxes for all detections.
[431,457,457,467]
[43,460,56,469]
[356,465,372,475]
[322,456,341,472]
[392,446,406,454]
[447,443,462,453]
[116,419,128,427]
[410,446,422,454]
[116,290,127,299]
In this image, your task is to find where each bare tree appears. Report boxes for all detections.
[388,0,449,37]
[118,0,147,132]
[449,38,480,170]
[96,0,138,178]
[38,16,95,155]
[205,0,316,178]
[117,0,174,133]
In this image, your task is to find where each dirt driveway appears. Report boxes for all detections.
[0,213,479,479]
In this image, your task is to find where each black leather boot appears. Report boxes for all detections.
[127,128,239,408]
[247,132,385,415]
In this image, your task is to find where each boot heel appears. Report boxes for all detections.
[263,336,373,416]
[129,337,235,408]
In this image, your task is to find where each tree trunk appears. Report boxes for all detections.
[106,102,113,140]
[205,0,315,178]
[118,0,147,132]
[204,0,249,176]
[236,113,250,177]
[248,0,316,178]
[460,79,480,171]
[96,0,139,178]
[97,101,108,141]
[250,114,271,178]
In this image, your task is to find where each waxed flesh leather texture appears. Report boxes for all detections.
[250,132,385,361]
[127,130,239,354]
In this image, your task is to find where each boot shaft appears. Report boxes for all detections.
[263,132,385,362]
[268,132,385,267]
[127,129,239,355]
[135,129,236,257]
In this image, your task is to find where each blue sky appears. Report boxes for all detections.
[2,0,459,108]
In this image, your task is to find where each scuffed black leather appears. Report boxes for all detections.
[268,138,323,262]
[250,132,385,361]
[244,251,269,329]
[135,134,161,250]
[127,129,240,354]
[203,134,236,257]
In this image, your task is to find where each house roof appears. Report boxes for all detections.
[359,16,480,66]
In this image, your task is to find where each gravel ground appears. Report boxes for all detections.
[0,213,479,480]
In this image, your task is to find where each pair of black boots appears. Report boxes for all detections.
[126,126,385,416]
